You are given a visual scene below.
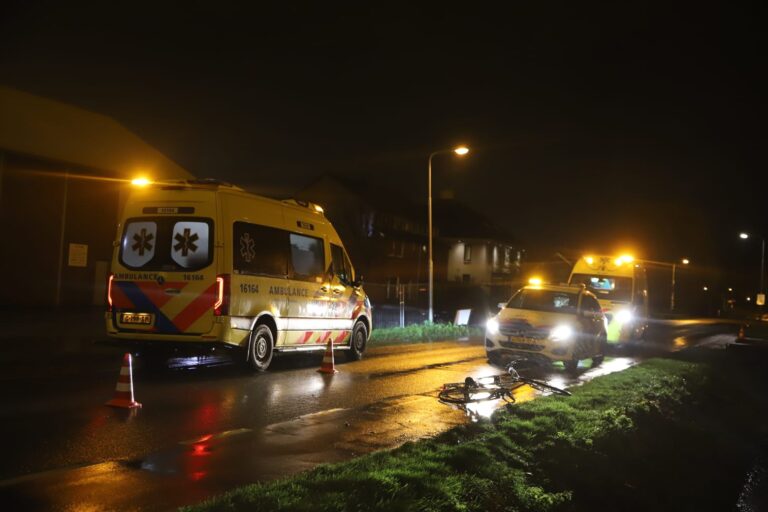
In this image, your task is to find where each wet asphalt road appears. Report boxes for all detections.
[0,320,735,511]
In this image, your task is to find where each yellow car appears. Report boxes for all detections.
[485,283,608,372]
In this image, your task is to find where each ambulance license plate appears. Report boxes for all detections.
[121,312,153,325]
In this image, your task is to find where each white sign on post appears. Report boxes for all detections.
[68,243,88,267]
[454,308,471,326]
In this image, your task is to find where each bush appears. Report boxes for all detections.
[369,323,483,344]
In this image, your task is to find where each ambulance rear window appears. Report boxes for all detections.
[119,217,213,271]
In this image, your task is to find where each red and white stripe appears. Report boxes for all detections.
[106,353,142,409]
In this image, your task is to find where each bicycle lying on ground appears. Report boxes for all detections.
[438,363,571,405]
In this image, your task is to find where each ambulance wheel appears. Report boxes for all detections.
[247,324,274,372]
[346,321,367,361]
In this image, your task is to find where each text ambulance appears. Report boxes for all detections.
[106,179,372,371]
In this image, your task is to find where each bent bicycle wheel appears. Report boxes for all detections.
[438,385,505,404]
[438,386,472,404]
[520,378,571,396]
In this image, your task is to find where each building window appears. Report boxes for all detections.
[463,243,472,263]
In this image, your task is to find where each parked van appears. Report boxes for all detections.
[568,254,648,343]
[106,179,372,371]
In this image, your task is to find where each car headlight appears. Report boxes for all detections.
[616,309,633,323]
[549,324,573,342]
[486,318,499,335]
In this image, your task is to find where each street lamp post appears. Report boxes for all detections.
[670,258,691,311]
[671,263,676,311]
[640,258,689,311]
[739,232,766,305]
[427,146,469,323]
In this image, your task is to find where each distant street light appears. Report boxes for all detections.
[427,145,470,323]
[738,232,766,306]
[702,286,708,291]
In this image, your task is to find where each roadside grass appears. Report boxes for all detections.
[183,351,768,512]
[369,323,483,344]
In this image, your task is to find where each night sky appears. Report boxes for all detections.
[1,2,764,282]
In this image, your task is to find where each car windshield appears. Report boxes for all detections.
[506,288,579,314]
[570,273,633,302]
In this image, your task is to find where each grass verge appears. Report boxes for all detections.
[369,323,483,344]
[183,350,767,511]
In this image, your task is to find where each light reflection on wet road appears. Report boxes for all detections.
[0,321,732,511]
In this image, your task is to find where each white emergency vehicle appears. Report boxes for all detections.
[485,282,607,372]
[106,178,372,371]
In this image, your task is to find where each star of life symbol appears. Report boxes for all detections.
[173,228,199,256]
[131,228,154,256]
[240,233,256,263]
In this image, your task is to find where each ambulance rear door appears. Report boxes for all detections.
[111,200,219,336]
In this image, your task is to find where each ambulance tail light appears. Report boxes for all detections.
[106,273,114,312]
[214,274,230,316]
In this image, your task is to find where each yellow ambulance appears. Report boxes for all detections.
[106,178,372,371]
[568,254,648,343]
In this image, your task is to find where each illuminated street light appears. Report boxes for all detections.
[682,258,690,265]
[702,286,708,291]
[427,145,470,323]
[131,176,152,186]
[738,231,765,307]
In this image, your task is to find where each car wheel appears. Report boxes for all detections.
[564,358,579,373]
[345,321,367,361]
[487,351,503,367]
[593,332,608,364]
[247,324,274,372]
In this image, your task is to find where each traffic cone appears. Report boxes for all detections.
[737,324,747,342]
[317,339,338,374]
[106,353,142,408]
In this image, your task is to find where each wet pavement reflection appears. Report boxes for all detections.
[0,322,733,511]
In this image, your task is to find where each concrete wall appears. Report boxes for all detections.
[448,242,490,284]
[0,89,193,308]
[0,156,122,307]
